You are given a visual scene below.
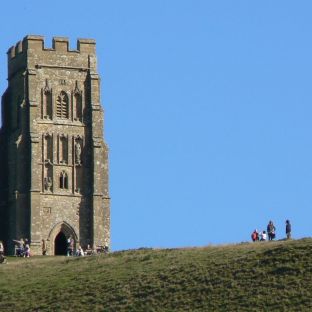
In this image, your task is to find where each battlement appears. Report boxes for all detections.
[7,35,97,79]
[7,35,96,60]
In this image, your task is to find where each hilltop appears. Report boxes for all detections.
[0,238,312,311]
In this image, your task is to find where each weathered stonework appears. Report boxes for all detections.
[0,35,110,255]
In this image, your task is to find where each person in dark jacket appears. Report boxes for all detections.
[267,221,276,241]
[286,220,291,239]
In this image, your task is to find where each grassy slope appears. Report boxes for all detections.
[0,238,312,311]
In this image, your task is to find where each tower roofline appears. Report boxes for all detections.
[7,35,96,60]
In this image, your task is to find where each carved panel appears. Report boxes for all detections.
[75,166,83,193]
[73,81,83,121]
[43,133,53,162]
[43,164,53,192]
[42,79,52,119]
[42,207,52,215]
[59,134,68,164]
[74,137,83,165]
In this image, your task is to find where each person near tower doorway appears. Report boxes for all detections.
[67,236,74,256]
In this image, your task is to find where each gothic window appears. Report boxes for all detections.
[56,91,69,119]
[59,171,68,189]
[44,134,53,162]
[59,135,68,164]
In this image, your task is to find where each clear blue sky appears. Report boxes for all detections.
[1,1,312,250]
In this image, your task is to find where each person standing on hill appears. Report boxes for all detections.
[251,229,259,242]
[286,220,291,239]
[267,221,276,241]
[24,243,31,257]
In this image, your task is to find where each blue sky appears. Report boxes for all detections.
[1,1,312,250]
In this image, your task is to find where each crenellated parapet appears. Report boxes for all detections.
[7,35,97,79]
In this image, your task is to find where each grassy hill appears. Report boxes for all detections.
[0,238,312,311]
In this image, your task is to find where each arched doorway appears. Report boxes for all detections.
[54,232,68,255]
[47,221,78,255]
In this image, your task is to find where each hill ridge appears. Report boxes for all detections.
[0,238,311,311]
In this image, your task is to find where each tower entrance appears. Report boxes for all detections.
[54,232,67,255]
[48,221,77,255]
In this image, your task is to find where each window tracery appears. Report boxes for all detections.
[56,91,69,119]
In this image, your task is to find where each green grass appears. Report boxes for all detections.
[0,238,312,311]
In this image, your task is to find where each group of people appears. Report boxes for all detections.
[0,236,108,258]
[251,219,292,242]
[73,244,104,256]
[14,238,31,257]
[67,236,109,257]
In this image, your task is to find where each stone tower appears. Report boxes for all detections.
[0,35,110,255]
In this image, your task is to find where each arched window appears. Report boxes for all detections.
[59,171,68,189]
[56,91,69,119]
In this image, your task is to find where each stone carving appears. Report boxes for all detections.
[73,81,82,121]
[43,79,52,119]
[43,79,51,94]
[44,177,53,191]
[74,81,81,95]
[75,141,82,164]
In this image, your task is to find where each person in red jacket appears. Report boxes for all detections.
[251,229,259,242]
